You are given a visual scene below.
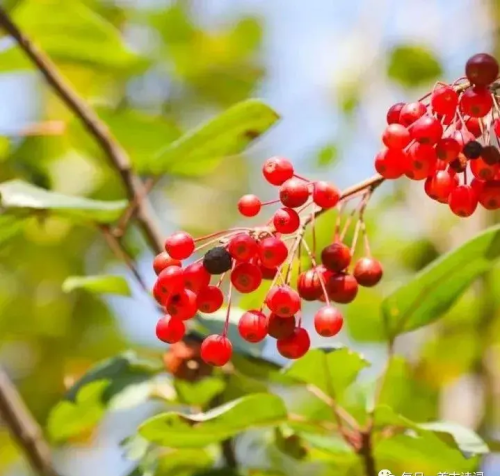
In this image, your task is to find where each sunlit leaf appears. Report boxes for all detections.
[62,275,131,296]
[174,377,226,407]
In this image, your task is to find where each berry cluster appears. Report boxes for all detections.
[152,157,383,366]
[376,53,500,216]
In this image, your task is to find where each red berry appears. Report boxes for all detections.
[326,273,359,304]
[399,102,427,127]
[262,157,294,185]
[382,123,411,149]
[353,257,383,287]
[465,117,482,138]
[436,137,461,163]
[267,313,295,339]
[153,252,181,276]
[321,242,351,272]
[478,180,500,209]
[410,115,443,145]
[424,170,459,203]
[386,102,405,124]
[460,87,493,117]
[431,85,458,115]
[238,310,268,343]
[238,194,261,217]
[273,207,301,234]
[448,185,478,217]
[471,178,486,197]
[183,262,211,293]
[449,129,475,149]
[255,260,278,280]
[312,181,340,209]
[470,157,499,181]
[258,237,288,268]
[156,266,185,298]
[156,315,185,344]
[164,232,195,260]
[465,53,499,86]
[196,286,224,313]
[167,289,198,320]
[374,148,406,179]
[267,285,301,317]
[201,335,232,366]
[230,262,262,293]
[493,118,500,137]
[297,268,323,301]
[277,328,310,359]
[279,178,310,208]
[153,281,167,305]
[228,234,258,262]
[405,142,437,180]
[314,306,343,337]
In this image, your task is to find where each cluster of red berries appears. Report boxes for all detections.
[152,157,383,367]
[376,53,500,216]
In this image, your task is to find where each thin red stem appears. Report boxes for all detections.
[301,238,330,306]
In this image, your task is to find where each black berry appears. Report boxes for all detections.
[462,140,483,159]
[203,247,233,275]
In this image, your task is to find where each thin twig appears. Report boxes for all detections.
[0,367,61,476]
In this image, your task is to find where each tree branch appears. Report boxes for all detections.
[0,367,61,476]
[0,7,164,254]
[358,430,377,476]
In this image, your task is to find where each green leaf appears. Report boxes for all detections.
[156,449,214,475]
[387,44,442,88]
[0,214,24,247]
[383,224,500,337]
[316,144,338,168]
[149,100,279,176]
[62,275,131,296]
[174,377,226,407]
[139,393,288,448]
[2,0,144,72]
[48,352,163,442]
[0,180,127,223]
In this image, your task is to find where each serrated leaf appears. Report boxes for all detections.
[387,44,442,88]
[139,393,287,448]
[149,100,279,176]
[1,0,144,72]
[0,180,127,223]
[62,275,131,296]
[383,224,500,337]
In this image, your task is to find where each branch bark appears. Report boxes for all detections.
[0,6,164,254]
[0,367,61,476]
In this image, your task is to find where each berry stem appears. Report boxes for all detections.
[222,264,236,336]
[293,173,310,182]
[301,238,330,305]
[261,199,281,206]
[284,221,308,284]
[194,228,252,243]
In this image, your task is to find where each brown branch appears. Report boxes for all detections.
[0,7,164,254]
[358,430,377,476]
[0,367,61,476]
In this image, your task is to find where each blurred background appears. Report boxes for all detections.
[0,0,500,474]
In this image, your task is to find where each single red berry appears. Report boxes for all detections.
[156,315,185,344]
[374,148,406,179]
[382,123,411,149]
[386,102,405,124]
[153,281,167,305]
[262,157,294,185]
[399,102,427,127]
[326,273,359,304]
[273,207,301,234]
[353,257,383,287]
[164,232,195,260]
[405,142,437,180]
[314,306,344,337]
[448,185,478,217]
[255,260,278,280]
[297,268,323,301]
[156,266,185,298]
[196,286,224,313]
[279,178,310,208]
[258,237,288,268]
[470,157,499,181]
[183,261,211,293]
[321,242,351,272]
[228,233,258,262]
[267,313,295,339]
[436,137,461,163]
[424,170,459,203]
[465,53,499,86]
[465,117,482,138]
[478,180,500,209]
[238,194,261,217]
[277,328,310,359]
[460,87,493,117]
[230,262,262,293]
[431,85,458,115]
[167,289,198,320]
[471,178,486,197]
[238,310,268,343]
[200,335,232,367]
[312,181,340,209]
[153,252,181,276]
[267,285,301,317]
[410,115,443,145]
